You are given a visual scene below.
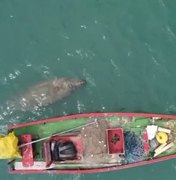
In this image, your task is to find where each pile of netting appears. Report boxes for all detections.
[81,119,109,163]
[124,131,145,163]
[81,119,121,164]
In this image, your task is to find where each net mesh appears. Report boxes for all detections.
[81,119,121,164]
[124,131,145,163]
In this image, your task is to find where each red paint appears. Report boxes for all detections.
[7,112,176,174]
[143,132,149,155]
[20,134,34,167]
[107,128,124,154]
[43,141,52,167]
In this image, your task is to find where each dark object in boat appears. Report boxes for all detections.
[150,138,159,150]
[124,131,145,163]
[111,134,120,144]
[51,141,77,161]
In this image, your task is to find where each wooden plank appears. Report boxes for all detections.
[158,127,171,134]
[154,143,167,154]
[154,143,174,157]
[14,161,55,170]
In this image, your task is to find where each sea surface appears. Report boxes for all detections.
[0,0,176,179]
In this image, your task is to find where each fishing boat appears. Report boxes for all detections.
[1,112,176,174]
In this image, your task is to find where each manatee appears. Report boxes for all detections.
[8,77,86,111]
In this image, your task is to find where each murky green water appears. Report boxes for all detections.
[0,0,176,179]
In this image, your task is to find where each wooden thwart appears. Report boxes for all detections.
[154,143,174,157]
[154,143,167,154]
[158,127,171,134]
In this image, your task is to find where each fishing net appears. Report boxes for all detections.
[124,131,145,163]
[81,118,121,164]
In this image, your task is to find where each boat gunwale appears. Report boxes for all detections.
[9,153,176,174]
[8,112,176,130]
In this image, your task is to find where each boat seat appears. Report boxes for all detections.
[20,134,34,167]
[43,140,78,167]
[43,135,83,167]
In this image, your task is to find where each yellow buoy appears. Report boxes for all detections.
[156,132,168,144]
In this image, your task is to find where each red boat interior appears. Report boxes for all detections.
[20,128,126,168]
[107,128,125,154]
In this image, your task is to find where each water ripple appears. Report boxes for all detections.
[76,100,86,113]
[0,69,22,85]
[110,59,120,76]
[80,24,87,29]
[83,68,96,87]
[158,0,166,8]
[166,25,176,40]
